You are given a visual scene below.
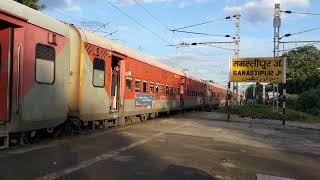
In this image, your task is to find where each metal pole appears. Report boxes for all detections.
[272,84,275,111]
[253,84,256,103]
[227,81,231,120]
[276,84,279,111]
[263,84,266,104]
[283,58,287,125]
[234,14,241,107]
[274,3,281,112]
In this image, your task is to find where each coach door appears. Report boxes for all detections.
[110,53,125,115]
[0,26,13,123]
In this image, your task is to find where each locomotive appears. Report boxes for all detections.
[0,0,228,149]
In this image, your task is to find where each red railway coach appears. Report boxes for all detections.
[0,0,70,149]
[0,0,227,149]
[211,84,228,108]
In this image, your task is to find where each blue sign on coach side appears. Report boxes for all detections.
[135,94,154,108]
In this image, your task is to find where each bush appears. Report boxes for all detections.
[229,104,320,122]
[297,88,320,116]
[286,94,299,110]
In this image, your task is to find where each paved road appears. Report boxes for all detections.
[0,112,320,180]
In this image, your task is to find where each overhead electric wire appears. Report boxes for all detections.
[206,44,236,51]
[40,0,105,24]
[92,21,111,33]
[280,40,320,44]
[167,41,235,47]
[40,0,114,33]
[279,42,320,53]
[133,0,169,29]
[171,16,231,31]
[197,41,235,45]
[105,0,170,45]
[281,27,320,39]
[132,0,182,43]
[171,30,231,37]
[282,10,320,16]
[104,30,118,37]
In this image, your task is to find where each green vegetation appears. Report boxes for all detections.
[244,46,320,120]
[284,46,320,94]
[14,0,45,10]
[222,104,320,123]
[287,86,320,116]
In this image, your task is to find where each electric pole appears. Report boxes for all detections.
[273,3,281,112]
[234,14,241,107]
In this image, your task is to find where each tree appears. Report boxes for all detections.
[14,0,45,10]
[282,45,320,94]
[245,82,263,100]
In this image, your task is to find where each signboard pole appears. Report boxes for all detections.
[227,58,231,121]
[282,58,287,125]
[227,82,231,121]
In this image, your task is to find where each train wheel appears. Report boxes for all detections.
[25,130,38,144]
[140,114,148,121]
[45,127,57,138]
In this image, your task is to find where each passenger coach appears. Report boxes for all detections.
[0,0,227,149]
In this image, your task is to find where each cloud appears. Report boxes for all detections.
[224,0,310,24]
[43,0,81,12]
[116,0,173,5]
[161,52,231,85]
[114,0,208,8]
[178,0,209,8]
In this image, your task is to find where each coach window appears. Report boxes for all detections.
[156,83,159,93]
[150,82,154,93]
[135,79,141,92]
[92,58,105,88]
[165,85,169,95]
[35,44,55,84]
[161,84,165,94]
[126,77,132,92]
[143,81,148,93]
[170,87,174,95]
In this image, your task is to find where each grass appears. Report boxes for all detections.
[220,103,320,123]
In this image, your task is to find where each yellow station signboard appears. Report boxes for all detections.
[230,57,286,83]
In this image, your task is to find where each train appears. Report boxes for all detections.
[0,0,229,149]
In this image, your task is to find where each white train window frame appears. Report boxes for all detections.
[35,43,55,85]
[92,58,105,88]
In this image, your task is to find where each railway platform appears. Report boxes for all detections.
[0,112,319,180]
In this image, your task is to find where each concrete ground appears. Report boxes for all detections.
[0,112,320,180]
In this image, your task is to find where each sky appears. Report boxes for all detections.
[41,0,320,86]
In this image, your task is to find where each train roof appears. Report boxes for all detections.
[77,28,203,83]
[0,0,69,37]
[1,0,204,83]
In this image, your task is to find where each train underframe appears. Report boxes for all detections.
[0,104,220,150]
